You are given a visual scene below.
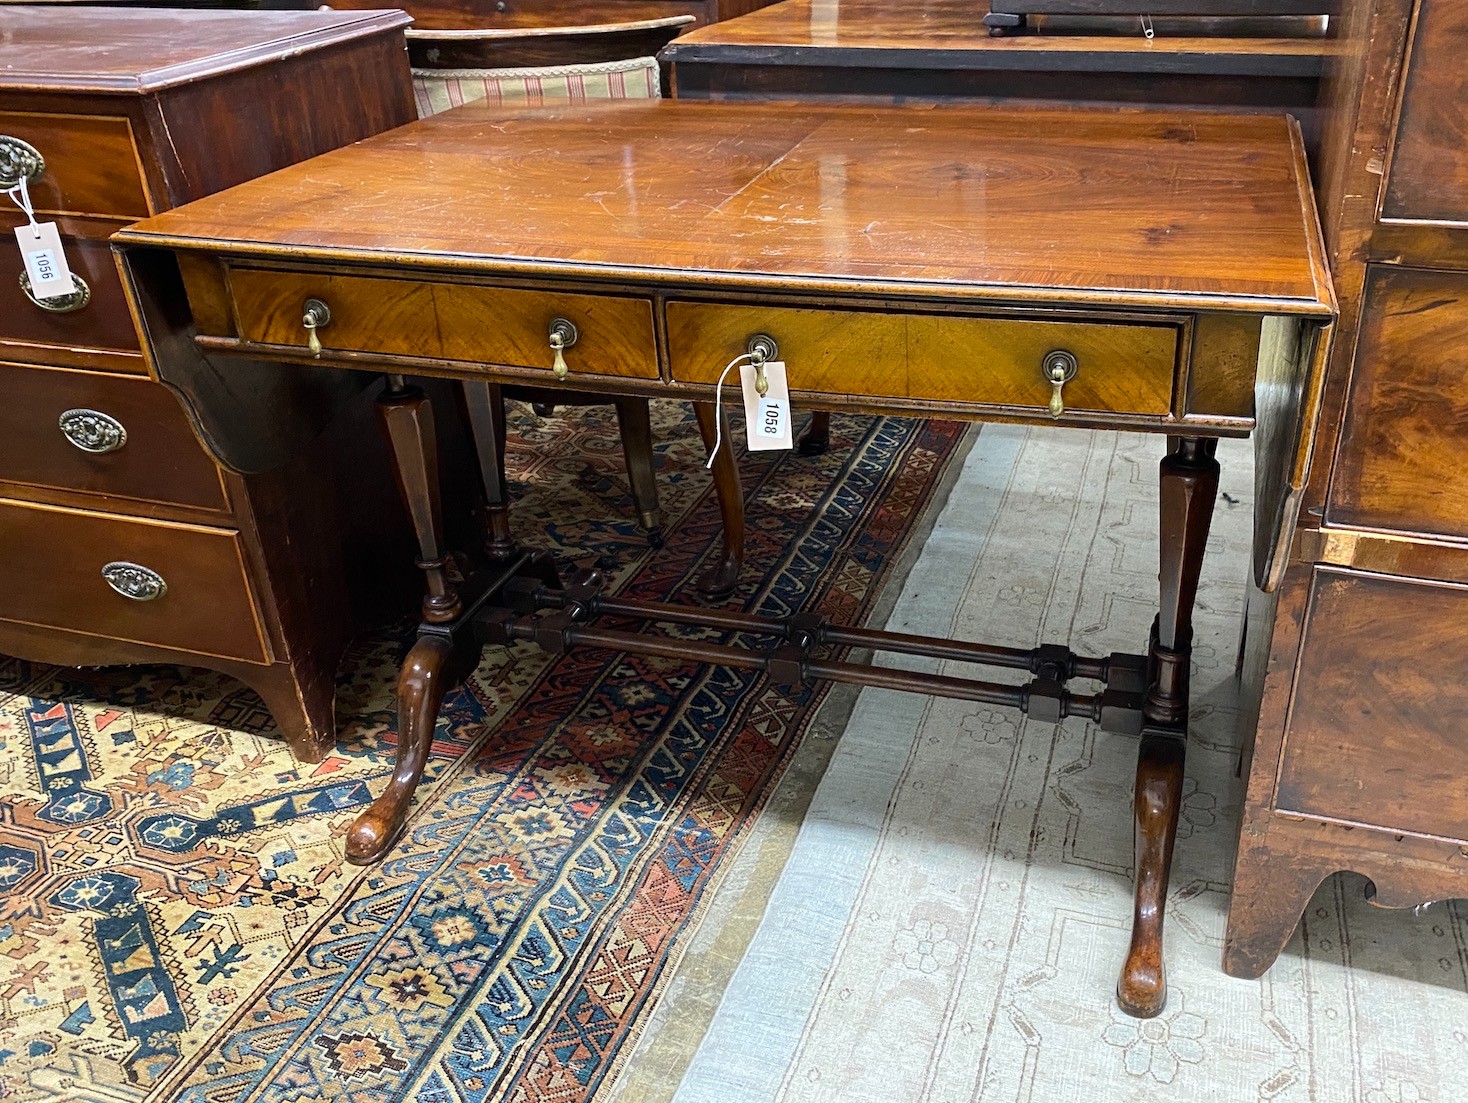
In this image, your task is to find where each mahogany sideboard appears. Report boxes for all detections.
[113,100,1333,1016]
[324,0,778,32]
[0,8,417,762]
[661,0,1328,140]
[1225,0,1468,976]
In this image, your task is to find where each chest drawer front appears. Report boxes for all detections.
[0,499,267,663]
[666,301,1177,416]
[229,268,659,380]
[1383,0,1468,224]
[0,111,151,219]
[0,363,227,512]
[0,217,141,358]
[1329,267,1468,538]
[1275,568,1468,842]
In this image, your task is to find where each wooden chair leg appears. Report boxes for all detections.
[693,400,744,598]
[614,397,661,539]
[1117,435,1220,1017]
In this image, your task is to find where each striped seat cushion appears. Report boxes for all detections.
[412,56,660,117]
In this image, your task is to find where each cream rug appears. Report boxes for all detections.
[612,425,1468,1103]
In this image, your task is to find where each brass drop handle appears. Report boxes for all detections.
[1042,349,1078,419]
[302,298,331,358]
[549,317,578,380]
[746,333,779,396]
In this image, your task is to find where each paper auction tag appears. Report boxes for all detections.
[741,360,793,451]
[15,221,74,300]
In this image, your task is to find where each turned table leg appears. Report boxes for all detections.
[694,401,744,598]
[1117,436,1219,1018]
[347,376,466,865]
[615,397,662,541]
[798,410,831,456]
[458,380,517,561]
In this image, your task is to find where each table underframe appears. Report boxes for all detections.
[348,372,1221,1021]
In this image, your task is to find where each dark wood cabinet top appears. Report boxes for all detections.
[0,6,412,93]
[661,0,1329,76]
[119,100,1332,317]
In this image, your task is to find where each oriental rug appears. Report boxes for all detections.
[622,425,1468,1103]
[0,401,968,1103]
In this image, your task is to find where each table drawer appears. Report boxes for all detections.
[0,499,266,663]
[0,216,141,356]
[666,302,1178,416]
[0,111,151,220]
[0,363,227,512]
[228,268,659,380]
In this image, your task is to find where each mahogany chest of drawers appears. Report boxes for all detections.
[1226,0,1468,975]
[0,7,417,762]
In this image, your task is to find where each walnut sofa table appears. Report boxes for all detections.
[114,100,1333,1017]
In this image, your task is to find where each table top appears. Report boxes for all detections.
[119,99,1333,318]
[661,0,1328,76]
[0,6,411,94]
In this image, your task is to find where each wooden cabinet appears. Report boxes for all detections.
[0,9,418,762]
[326,0,777,32]
[1225,0,1468,978]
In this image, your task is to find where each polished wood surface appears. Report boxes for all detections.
[0,361,228,512]
[1382,0,1468,224]
[0,110,150,217]
[124,102,1332,316]
[120,96,1332,1016]
[329,0,773,32]
[668,0,1326,69]
[1227,0,1468,979]
[0,215,142,361]
[1274,569,1468,839]
[666,301,1182,414]
[0,8,419,763]
[0,498,266,662]
[662,0,1328,122]
[1329,267,1468,540]
[0,7,412,92]
[230,268,661,378]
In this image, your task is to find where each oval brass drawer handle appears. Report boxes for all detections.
[1042,349,1079,418]
[549,317,578,379]
[19,270,90,313]
[59,409,127,453]
[302,297,331,357]
[101,561,167,602]
[0,135,45,188]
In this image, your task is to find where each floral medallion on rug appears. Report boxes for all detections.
[0,401,966,1103]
